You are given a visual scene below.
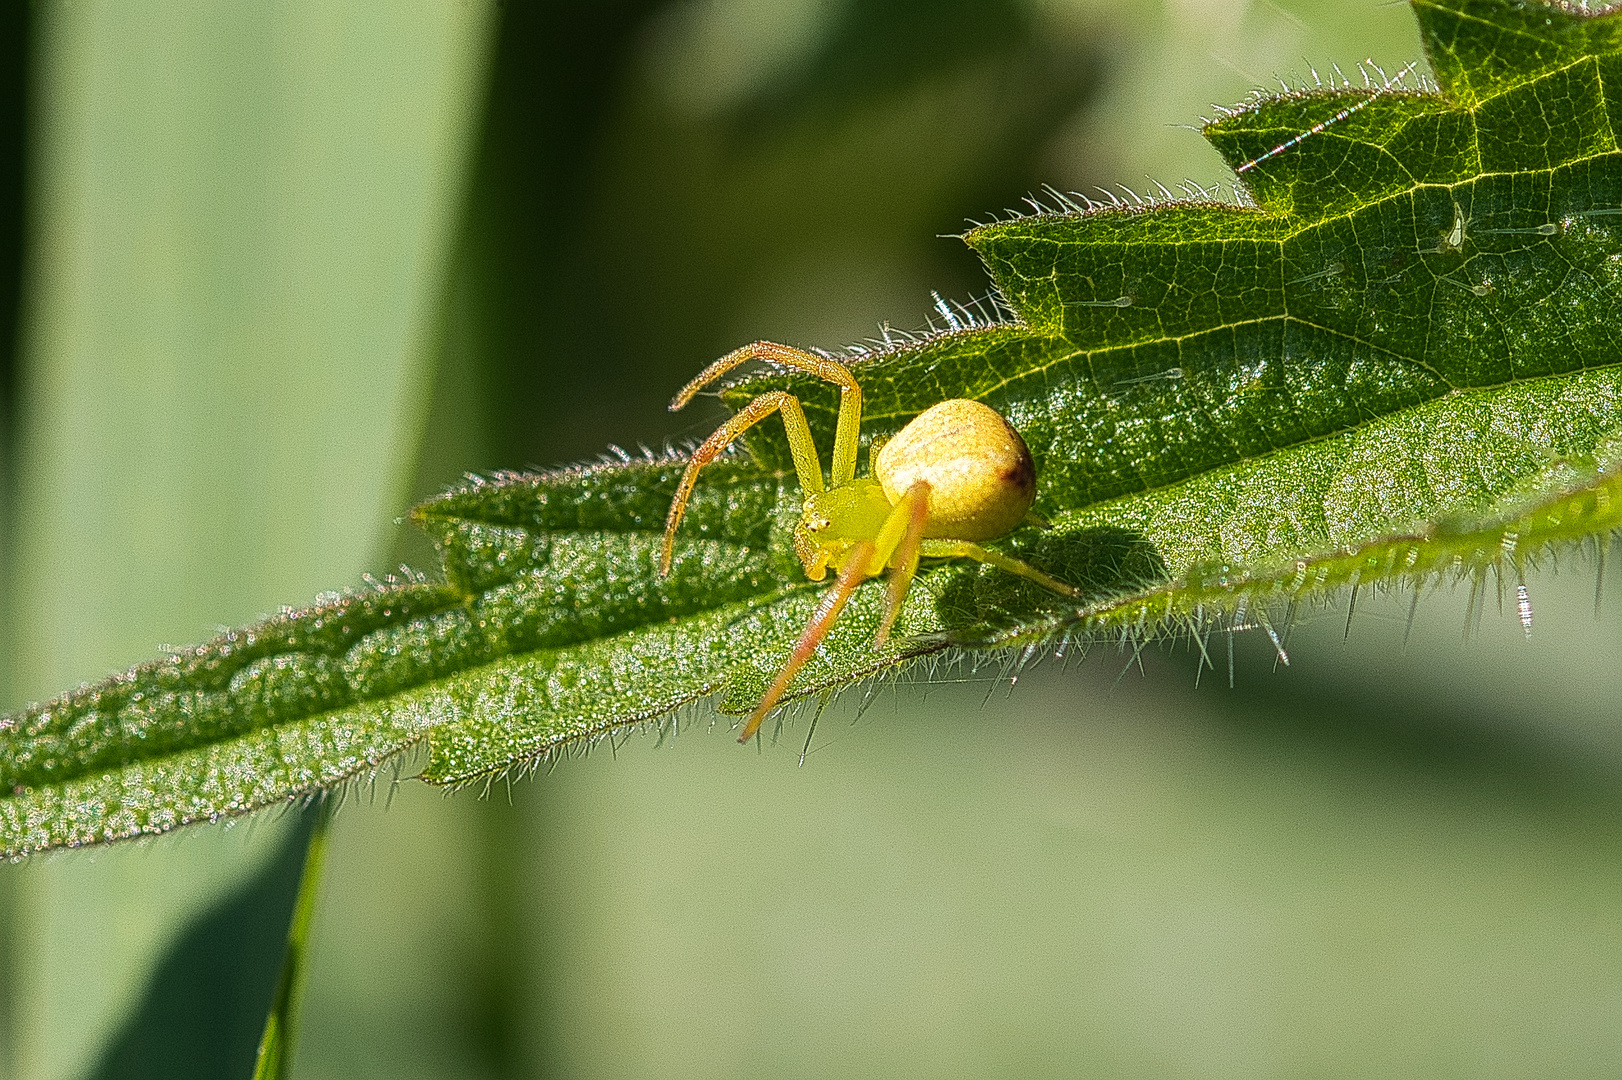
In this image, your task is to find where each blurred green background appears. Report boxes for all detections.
[4,1,1622,1077]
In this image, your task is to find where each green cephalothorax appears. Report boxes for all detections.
[795,480,893,579]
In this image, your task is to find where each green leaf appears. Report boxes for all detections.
[5,0,1622,852]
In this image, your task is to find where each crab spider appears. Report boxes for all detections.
[660,341,1077,743]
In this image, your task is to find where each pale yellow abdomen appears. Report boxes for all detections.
[874,398,1035,541]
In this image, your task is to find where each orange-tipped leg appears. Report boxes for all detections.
[669,341,865,486]
[738,539,876,743]
[660,390,822,576]
[918,539,1079,597]
[874,482,930,648]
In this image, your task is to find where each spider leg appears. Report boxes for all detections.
[669,341,864,486]
[660,390,823,576]
[871,481,930,648]
[920,540,1079,597]
[739,539,875,743]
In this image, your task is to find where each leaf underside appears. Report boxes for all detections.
[5,0,1622,855]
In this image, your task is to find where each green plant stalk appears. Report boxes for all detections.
[251,800,334,1080]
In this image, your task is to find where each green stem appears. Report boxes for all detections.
[251,800,335,1080]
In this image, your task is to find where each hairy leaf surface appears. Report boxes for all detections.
[5,0,1621,854]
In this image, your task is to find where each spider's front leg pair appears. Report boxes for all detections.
[660,341,1076,743]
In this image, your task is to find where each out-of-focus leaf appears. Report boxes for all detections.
[4,0,1622,847]
[82,808,318,1080]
